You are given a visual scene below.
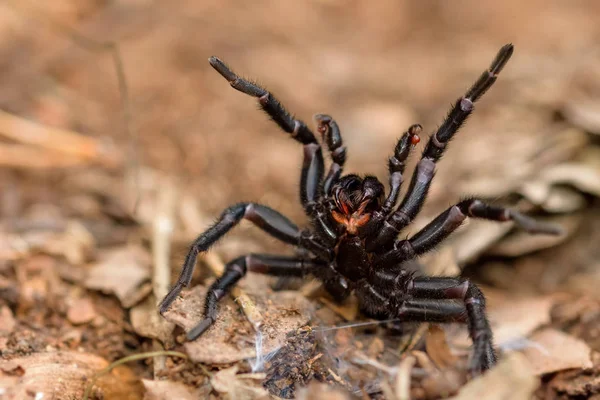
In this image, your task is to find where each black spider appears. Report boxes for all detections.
[159,44,561,375]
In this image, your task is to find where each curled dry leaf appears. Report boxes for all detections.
[487,214,580,257]
[425,325,459,370]
[210,365,269,400]
[84,245,151,308]
[451,221,514,265]
[522,328,592,376]
[519,182,586,213]
[540,162,600,197]
[163,285,313,364]
[562,100,600,135]
[0,351,143,399]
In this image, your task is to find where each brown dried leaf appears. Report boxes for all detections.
[0,351,143,399]
[84,245,151,308]
[520,183,586,213]
[448,352,538,400]
[0,306,16,335]
[541,162,600,197]
[426,325,459,370]
[564,266,600,300]
[420,246,461,277]
[563,100,600,135]
[548,369,600,397]
[1,221,94,264]
[487,214,580,257]
[452,222,514,265]
[522,329,592,376]
[163,285,313,364]
[490,295,556,346]
[210,365,269,400]
[130,296,174,344]
[66,296,97,325]
[142,379,202,400]
[319,295,359,321]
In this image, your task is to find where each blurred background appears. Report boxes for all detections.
[1,1,600,399]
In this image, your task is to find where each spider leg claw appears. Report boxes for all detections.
[187,318,214,341]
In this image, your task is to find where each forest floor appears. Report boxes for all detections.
[1,1,600,399]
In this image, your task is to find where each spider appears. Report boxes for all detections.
[159,44,561,375]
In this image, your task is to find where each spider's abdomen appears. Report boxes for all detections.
[335,236,370,282]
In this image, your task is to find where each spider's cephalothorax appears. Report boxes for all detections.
[160,44,562,375]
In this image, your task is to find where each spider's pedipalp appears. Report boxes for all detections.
[315,114,347,196]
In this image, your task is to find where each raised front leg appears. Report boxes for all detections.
[187,254,323,340]
[159,203,304,314]
[369,44,515,248]
[209,57,327,215]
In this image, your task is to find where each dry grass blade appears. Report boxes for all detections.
[394,355,416,400]
[151,180,177,376]
[0,110,119,167]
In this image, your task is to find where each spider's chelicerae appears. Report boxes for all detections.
[160,44,561,374]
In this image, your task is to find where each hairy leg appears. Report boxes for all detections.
[187,254,323,340]
[160,203,310,313]
[369,45,515,248]
[375,198,562,268]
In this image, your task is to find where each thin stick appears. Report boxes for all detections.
[82,351,187,400]
[395,355,416,400]
[151,181,177,377]
[0,142,101,169]
[0,111,117,166]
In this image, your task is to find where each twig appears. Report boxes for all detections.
[395,355,416,400]
[82,350,187,400]
[0,142,102,169]
[0,110,119,166]
[151,181,177,377]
